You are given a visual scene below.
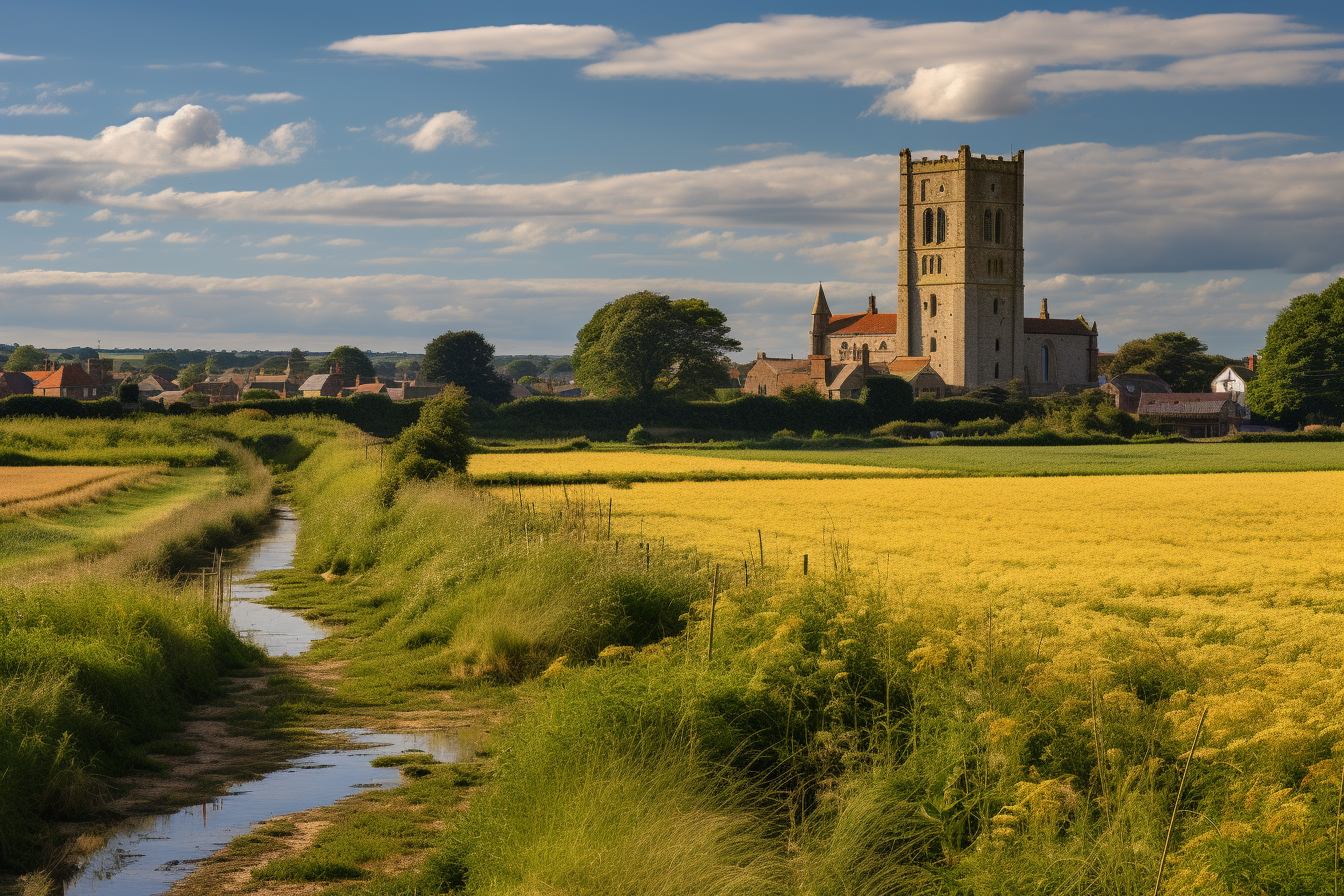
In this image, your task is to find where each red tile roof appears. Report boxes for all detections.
[828,313,902,335]
[34,365,99,388]
[886,356,933,374]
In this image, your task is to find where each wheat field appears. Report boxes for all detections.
[0,465,164,515]
[470,450,916,479]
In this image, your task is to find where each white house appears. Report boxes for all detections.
[1211,365,1255,407]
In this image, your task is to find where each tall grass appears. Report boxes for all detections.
[0,578,261,869]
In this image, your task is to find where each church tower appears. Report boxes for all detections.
[808,283,831,387]
[896,145,1025,388]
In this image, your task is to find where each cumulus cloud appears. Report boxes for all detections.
[131,94,202,114]
[20,252,72,260]
[716,142,795,153]
[254,252,317,260]
[0,104,314,202]
[584,12,1344,121]
[256,233,306,246]
[387,111,485,150]
[329,24,620,65]
[92,229,156,242]
[162,231,207,243]
[1,103,70,115]
[467,221,615,253]
[0,53,44,62]
[8,209,60,226]
[322,237,365,246]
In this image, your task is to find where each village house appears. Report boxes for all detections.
[299,371,345,398]
[1101,373,1172,414]
[188,380,240,404]
[1211,362,1256,407]
[0,371,35,397]
[27,364,105,400]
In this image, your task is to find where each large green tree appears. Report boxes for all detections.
[177,362,208,389]
[4,345,47,371]
[1108,332,1238,392]
[323,345,376,380]
[422,330,513,404]
[1247,277,1344,426]
[573,291,741,400]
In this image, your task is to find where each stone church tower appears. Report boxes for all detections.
[896,145,1025,388]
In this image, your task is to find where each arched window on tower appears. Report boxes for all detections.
[994,210,1003,244]
[930,337,937,353]
[921,256,927,275]
[983,209,993,242]
[993,298,999,314]
[936,208,946,243]
[995,337,1001,351]
[994,362,1000,378]
[936,256,942,274]
[923,208,934,245]
[1041,344,1051,381]
[929,294,937,316]
[879,341,887,351]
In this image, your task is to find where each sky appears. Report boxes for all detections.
[2,0,1342,360]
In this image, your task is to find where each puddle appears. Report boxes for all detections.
[58,506,479,895]
[61,728,483,896]
[224,507,326,657]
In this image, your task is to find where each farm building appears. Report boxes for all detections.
[1138,393,1246,438]
[1211,364,1256,407]
[27,364,104,400]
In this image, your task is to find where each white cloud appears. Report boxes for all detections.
[585,12,1344,121]
[329,24,620,64]
[257,233,306,246]
[322,237,365,246]
[218,92,303,104]
[254,252,317,260]
[797,231,899,275]
[131,94,201,114]
[467,221,615,253]
[46,237,67,246]
[389,111,485,150]
[0,53,44,62]
[89,140,1344,276]
[93,229,156,242]
[145,62,262,73]
[8,209,60,226]
[85,208,135,224]
[0,104,314,202]
[162,231,208,243]
[716,142,794,153]
[0,103,70,115]
[19,252,71,260]
[36,80,92,99]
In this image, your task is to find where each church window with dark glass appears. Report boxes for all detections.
[936,208,947,243]
[923,208,934,245]
[930,337,937,352]
[936,255,942,274]
[994,209,1003,243]
[995,337,1001,351]
[929,295,937,316]
[994,362,1000,378]
[992,298,999,314]
[983,209,993,241]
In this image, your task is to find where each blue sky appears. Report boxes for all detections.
[2,1,1341,359]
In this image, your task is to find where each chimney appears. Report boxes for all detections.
[1039,298,1050,320]
[867,294,877,314]
[1245,354,1257,372]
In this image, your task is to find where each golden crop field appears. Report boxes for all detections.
[516,471,1344,776]
[471,450,918,479]
[0,465,163,515]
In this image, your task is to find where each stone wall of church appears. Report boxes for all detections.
[1023,332,1094,394]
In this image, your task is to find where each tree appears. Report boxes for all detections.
[117,382,139,403]
[505,359,540,381]
[323,345,376,380]
[1247,277,1344,426]
[142,351,180,369]
[376,385,473,505]
[242,388,280,401]
[257,355,289,374]
[573,291,742,400]
[422,331,513,404]
[1108,332,1238,392]
[287,348,311,379]
[4,345,47,371]
[177,362,207,389]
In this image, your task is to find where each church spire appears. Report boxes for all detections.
[811,282,831,316]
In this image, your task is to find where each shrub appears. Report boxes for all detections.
[627,424,654,445]
[241,389,280,401]
[569,437,592,450]
[861,375,915,423]
[870,420,946,439]
[377,386,472,505]
[771,429,800,440]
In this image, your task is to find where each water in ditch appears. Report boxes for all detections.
[60,506,476,895]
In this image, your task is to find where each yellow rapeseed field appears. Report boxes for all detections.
[0,465,163,515]
[520,471,1344,788]
[471,450,911,478]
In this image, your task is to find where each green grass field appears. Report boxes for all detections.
[671,441,1344,476]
